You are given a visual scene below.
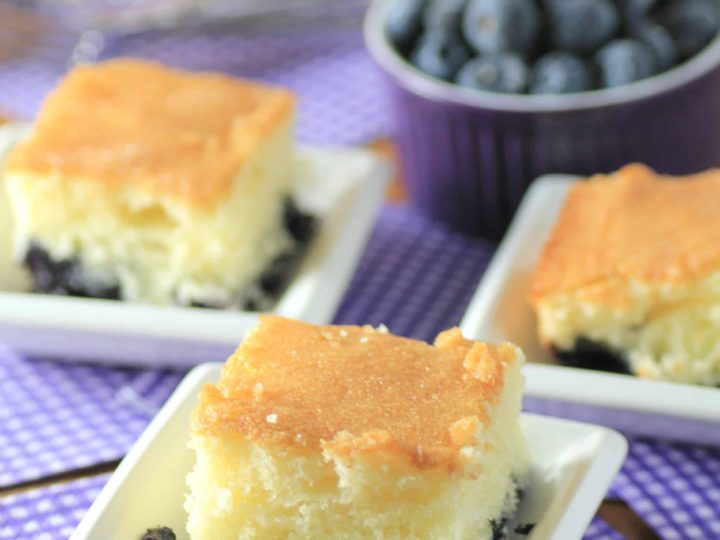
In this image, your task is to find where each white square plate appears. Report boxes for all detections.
[70,363,627,540]
[460,176,720,447]
[0,124,390,368]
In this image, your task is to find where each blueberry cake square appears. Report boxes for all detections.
[531,164,720,385]
[2,59,315,309]
[186,316,529,539]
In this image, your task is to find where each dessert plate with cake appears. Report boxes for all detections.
[71,317,626,540]
[0,60,389,367]
[461,165,720,446]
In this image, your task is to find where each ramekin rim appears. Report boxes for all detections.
[364,0,720,113]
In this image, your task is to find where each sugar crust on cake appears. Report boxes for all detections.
[4,58,296,207]
[192,316,521,471]
[532,164,720,309]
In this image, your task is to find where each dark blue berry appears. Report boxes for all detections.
[530,52,594,94]
[283,198,317,245]
[632,22,679,72]
[455,54,530,93]
[654,0,720,60]
[386,0,427,54]
[259,252,299,296]
[491,517,509,540]
[23,244,120,300]
[617,0,657,24]
[462,0,541,56]
[411,30,471,80]
[514,523,536,535]
[596,39,657,88]
[423,0,468,33]
[141,527,176,540]
[547,0,620,54]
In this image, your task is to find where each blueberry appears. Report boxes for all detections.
[243,298,260,311]
[386,0,427,54]
[514,523,536,535]
[547,0,620,54]
[423,0,467,33]
[23,243,122,300]
[491,517,509,540]
[462,0,540,56]
[411,30,471,80]
[455,54,530,93]
[530,52,594,94]
[617,0,656,25]
[141,527,176,540]
[259,252,298,295]
[23,244,60,293]
[654,0,720,60]
[632,22,679,72]
[283,198,317,245]
[596,39,657,88]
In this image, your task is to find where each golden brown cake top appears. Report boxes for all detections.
[193,316,520,471]
[4,59,295,206]
[532,164,720,306]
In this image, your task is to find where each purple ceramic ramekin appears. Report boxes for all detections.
[365,1,720,241]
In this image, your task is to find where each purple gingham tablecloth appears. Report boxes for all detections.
[0,477,617,540]
[0,352,180,486]
[2,206,720,540]
[0,476,110,540]
[0,25,719,540]
[0,27,389,146]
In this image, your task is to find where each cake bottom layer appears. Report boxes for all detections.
[186,424,528,538]
[22,198,316,310]
[186,459,527,540]
[146,484,528,540]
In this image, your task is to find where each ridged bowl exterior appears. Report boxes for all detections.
[366,1,720,240]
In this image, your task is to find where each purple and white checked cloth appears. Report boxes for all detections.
[0,475,109,540]
[0,351,180,487]
[2,205,720,540]
[0,23,719,540]
[0,27,389,146]
[611,441,720,539]
[0,473,616,540]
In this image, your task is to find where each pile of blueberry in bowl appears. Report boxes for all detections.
[364,0,720,241]
[386,0,720,94]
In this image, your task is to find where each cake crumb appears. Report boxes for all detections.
[449,416,479,446]
[266,413,278,424]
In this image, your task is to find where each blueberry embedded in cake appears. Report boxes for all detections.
[2,59,315,309]
[186,316,529,539]
[531,164,720,385]
[140,527,176,540]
